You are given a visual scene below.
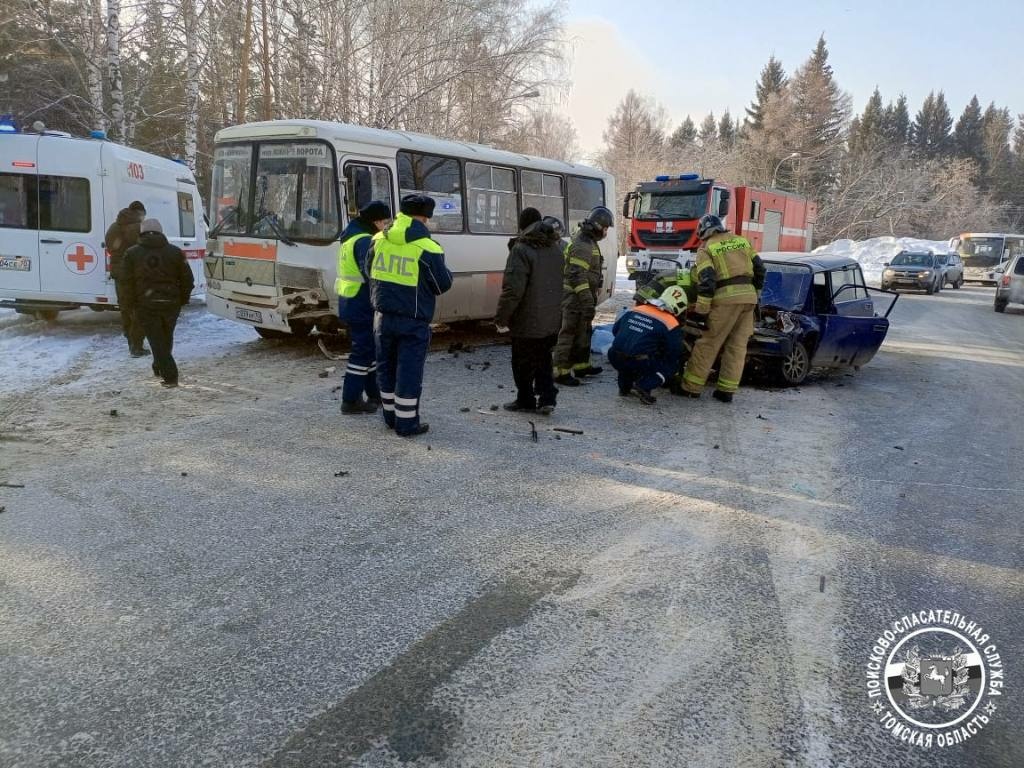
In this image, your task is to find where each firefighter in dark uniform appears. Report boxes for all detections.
[120,218,194,387]
[369,194,453,437]
[105,200,147,356]
[553,206,614,386]
[336,200,392,414]
[681,214,766,402]
[608,286,687,404]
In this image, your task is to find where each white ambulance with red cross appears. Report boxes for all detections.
[0,127,206,320]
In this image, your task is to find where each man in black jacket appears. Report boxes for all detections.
[494,217,565,414]
[105,200,147,356]
[121,219,194,387]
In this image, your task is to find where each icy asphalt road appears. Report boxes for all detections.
[1,285,1022,768]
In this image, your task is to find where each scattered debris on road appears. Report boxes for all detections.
[553,427,583,435]
[334,470,350,477]
[109,409,119,417]
[528,421,538,442]
[0,482,25,489]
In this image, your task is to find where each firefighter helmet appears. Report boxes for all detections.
[696,213,726,241]
[658,285,687,315]
[541,215,565,239]
[586,206,615,230]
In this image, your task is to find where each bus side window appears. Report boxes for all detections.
[344,163,394,220]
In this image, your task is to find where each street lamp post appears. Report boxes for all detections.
[771,152,801,188]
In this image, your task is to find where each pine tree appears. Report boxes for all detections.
[698,112,718,146]
[981,102,1014,196]
[910,91,953,158]
[745,55,787,129]
[718,109,736,148]
[882,94,911,148]
[788,35,850,195]
[850,87,884,155]
[670,116,697,148]
[953,95,984,166]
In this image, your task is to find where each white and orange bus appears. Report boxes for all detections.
[204,120,616,338]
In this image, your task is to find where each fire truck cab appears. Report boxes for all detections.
[0,122,206,320]
[622,173,817,280]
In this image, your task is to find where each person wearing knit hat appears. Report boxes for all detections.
[335,200,393,414]
[120,217,194,387]
[368,194,453,437]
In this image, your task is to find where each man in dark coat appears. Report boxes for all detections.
[121,219,194,388]
[494,216,565,414]
[105,200,147,356]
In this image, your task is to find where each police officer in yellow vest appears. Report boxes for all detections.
[681,214,766,402]
[336,200,393,414]
[369,194,453,437]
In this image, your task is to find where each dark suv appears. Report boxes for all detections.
[880,251,944,294]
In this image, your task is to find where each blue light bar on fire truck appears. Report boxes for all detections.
[0,115,18,133]
[654,173,701,182]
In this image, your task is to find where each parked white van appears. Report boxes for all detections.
[0,128,206,320]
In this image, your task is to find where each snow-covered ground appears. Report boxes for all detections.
[813,237,952,285]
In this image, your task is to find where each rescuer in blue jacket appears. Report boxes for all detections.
[369,194,453,437]
[336,200,393,414]
[608,286,687,405]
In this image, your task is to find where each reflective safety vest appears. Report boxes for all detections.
[335,232,371,297]
[694,233,758,311]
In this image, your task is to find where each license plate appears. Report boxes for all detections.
[235,307,263,323]
[0,256,31,271]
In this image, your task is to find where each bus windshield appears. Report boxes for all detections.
[956,236,1005,268]
[210,141,341,242]
[636,190,707,220]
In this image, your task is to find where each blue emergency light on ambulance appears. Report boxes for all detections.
[0,115,17,133]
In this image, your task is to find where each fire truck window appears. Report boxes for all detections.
[0,173,36,229]
[38,175,91,233]
[749,200,760,221]
[521,170,565,221]
[466,162,517,235]
[568,176,605,230]
[177,192,196,238]
[398,151,463,233]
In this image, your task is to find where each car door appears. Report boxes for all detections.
[36,136,104,299]
[0,137,41,293]
[813,266,888,367]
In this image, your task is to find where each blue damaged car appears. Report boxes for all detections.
[746,252,899,385]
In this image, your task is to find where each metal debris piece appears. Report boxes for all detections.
[552,427,583,435]
[334,470,350,477]
[528,421,538,442]
[0,482,25,488]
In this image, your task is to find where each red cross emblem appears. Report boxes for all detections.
[64,243,98,274]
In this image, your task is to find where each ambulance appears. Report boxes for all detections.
[0,123,206,320]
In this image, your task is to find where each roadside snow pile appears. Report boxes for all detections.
[813,237,951,285]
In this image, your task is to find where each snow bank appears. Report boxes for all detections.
[813,237,952,285]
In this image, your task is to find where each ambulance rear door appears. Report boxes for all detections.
[0,134,41,294]
[36,136,105,300]
[175,178,206,295]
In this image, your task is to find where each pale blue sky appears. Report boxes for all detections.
[562,0,1024,156]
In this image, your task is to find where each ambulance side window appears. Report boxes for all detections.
[178,192,196,238]
[38,175,90,233]
[0,173,36,229]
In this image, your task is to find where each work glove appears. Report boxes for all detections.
[495,324,510,334]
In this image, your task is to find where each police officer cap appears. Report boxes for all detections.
[400,194,436,219]
[359,200,392,222]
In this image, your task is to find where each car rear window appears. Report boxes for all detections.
[1015,258,1024,276]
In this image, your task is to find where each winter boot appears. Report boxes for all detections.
[342,399,379,414]
[631,386,656,405]
[712,390,734,404]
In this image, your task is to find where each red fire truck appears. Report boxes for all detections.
[622,173,817,278]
